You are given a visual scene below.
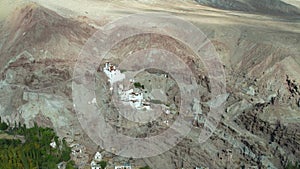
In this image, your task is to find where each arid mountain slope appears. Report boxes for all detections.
[0,3,98,165]
[0,1,299,169]
[195,0,300,16]
[0,2,96,137]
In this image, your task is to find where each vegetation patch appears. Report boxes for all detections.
[0,118,76,169]
[285,161,300,169]
[134,82,145,89]
[139,166,151,169]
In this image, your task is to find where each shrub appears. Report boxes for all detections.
[66,161,76,169]
[134,82,144,89]
[139,166,151,169]
[285,161,300,169]
[99,161,107,169]
[0,122,8,131]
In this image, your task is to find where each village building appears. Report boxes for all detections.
[50,141,57,149]
[90,160,101,169]
[103,62,125,85]
[115,165,132,169]
[102,62,151,110]
[71,144,83,156]
[94,152,102,162]
[118,87,151,110]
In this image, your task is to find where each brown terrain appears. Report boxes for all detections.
[0,0,299,168]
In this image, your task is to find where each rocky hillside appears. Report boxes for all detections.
[0,1,299,169]
[0,3,97,166]
[195,0,300,16]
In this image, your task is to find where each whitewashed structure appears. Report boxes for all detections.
[115,166,132,169]
[50,141,57,148]
[91,160,100,169]
[118,87,151,110]
[103,62,125,85]
[103,62,150,110]
[94,152,102,162]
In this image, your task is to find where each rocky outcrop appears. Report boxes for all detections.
[234,109,300,167]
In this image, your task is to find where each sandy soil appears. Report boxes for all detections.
[1,0,296,33]
[0,0,27,20]
[282,0,300,8]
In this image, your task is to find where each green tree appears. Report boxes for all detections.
[99,161,107,169]
[134,82,144,89]
[0,125,76,169]
[139,166,151,169]
[0,121,8,130]
[66,161,76,169]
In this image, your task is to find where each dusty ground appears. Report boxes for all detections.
[0,0,300,168]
